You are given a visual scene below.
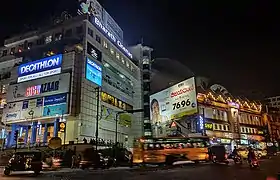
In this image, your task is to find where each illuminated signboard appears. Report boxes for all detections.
[92,16,133,59]
[87,42,102,62]
[17,54,62,83]
[26,81,59,97]
[150,77,197,124]
[101,91,133,111]
[86,58,102,86]
[199,116,204,130]
[205,123,213,130]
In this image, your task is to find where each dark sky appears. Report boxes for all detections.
[0,0,279,97]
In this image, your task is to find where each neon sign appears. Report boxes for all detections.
[25,81,60,97]
[93,17,133,59]
[18,54,62,82]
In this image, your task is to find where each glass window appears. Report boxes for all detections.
[214,124,218,130]
[76,26,83,34]
[27,42,33,49]
[65,29,72,37]
[88,28,93,37]
[110,48,114,55]
[219,124,222,130]
[2,50,7,57]
[96,34,101,43]
[223,125,227,131]
[103,41,108,49]
[10,47,15,55]
[116,52,120,59]
[54,33,62,41]
[45,35,52,44]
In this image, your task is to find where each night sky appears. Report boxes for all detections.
[0,0,279,98]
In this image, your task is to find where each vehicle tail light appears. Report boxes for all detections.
[224,154,228,159]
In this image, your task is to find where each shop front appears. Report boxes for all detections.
[7,117,66,148]
[239,134,266,149]
[206,130,236,153]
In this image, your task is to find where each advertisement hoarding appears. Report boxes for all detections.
[85,58,102,86]
[7,73,70,102]
[2,94,68,122]
[2,102,22,122]
[21,98,43,120]
[17,54,62,82]
[43,103,68,117]
[150,77,197,125]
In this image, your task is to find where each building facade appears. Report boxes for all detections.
[0,14,143,149]
[266,96,280,108]
[197,89,266,152]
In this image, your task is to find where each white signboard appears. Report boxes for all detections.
[7,73,70,103]
[2,102,22,122]
[21,98,43,120]
[150,77,197,125]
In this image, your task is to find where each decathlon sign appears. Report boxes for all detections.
[93,17,133,59]
[18,54,62,83]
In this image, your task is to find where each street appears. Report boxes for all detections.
[1,156,280,180]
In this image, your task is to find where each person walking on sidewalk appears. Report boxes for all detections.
[71,154,77,169]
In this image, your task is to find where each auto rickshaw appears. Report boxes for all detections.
[208,145,229,164]
[3,151,43,176]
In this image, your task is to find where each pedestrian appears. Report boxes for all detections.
[71,154,77,169]
[76,154,81,168]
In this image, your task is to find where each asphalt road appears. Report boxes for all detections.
[1,156,280,180]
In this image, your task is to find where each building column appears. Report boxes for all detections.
[9,124,17,147]
[31,122,37,144]
[53,118,59,137]
[43,124,48,143]
[24,127,29,144]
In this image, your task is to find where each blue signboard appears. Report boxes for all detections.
[86,58,102,86]
[18,54,62,77]
[44,93,67,106]
[17,54,63,82]
[43,103,67,117]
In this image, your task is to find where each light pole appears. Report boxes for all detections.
[95,87,100,150]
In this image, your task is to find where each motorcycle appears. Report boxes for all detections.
[249,158,260,169]
[233,155,242,164]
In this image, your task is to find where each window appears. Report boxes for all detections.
[110,48,114,55]
[10,47,15,55]
[103,41,108,49]
[96,34,101,43]
[1,84,7,94]
[219,124,222,130]
[116,52,120,59]
[76,26,83,34]
[223,125,227,131]
[65,29,72,37]
[2,50,7,57]
[126,61,130,68]
[54,33,62,41]
[121,57,125,64]
[214,124,218,130]
[27,42,33,49]
[45,35,52,44]
[88,28,93,37]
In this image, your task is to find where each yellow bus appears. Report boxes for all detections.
[133,136,210,165]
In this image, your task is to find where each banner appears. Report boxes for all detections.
[43,103,67,117]
[21,98,43,120]
[7,73,70,102]
[44,93,67,106]
[150,77,197,125]
[2,102,22,122]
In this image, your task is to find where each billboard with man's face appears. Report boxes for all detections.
[149,77,197,125]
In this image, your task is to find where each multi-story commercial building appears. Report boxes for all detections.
[263,107,280,144]
[266,96,280,108]
[0,13,143,149]
[197,85,266,152]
